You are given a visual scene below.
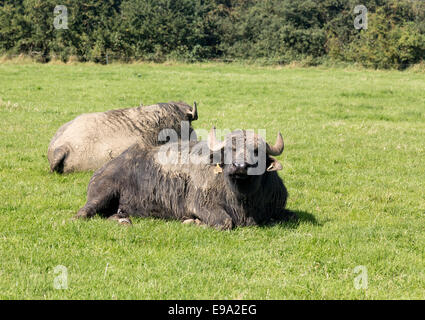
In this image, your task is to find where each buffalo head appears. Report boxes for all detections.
[208,127,284,196]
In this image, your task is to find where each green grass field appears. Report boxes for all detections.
[0,62,424,299]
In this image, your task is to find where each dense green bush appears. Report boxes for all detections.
[0,0,423,68]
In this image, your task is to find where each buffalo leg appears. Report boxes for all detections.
[74,200,103,219]
[74,185,118,220]
[198,208,233,230]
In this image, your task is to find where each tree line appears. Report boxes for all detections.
[0,0,424,69]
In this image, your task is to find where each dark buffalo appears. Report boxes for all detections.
[75,127,291,229]
[48,101,197,173]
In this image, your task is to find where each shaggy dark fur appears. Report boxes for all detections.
[75,131,289,230]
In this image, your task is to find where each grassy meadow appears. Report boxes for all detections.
[0,61,424,299]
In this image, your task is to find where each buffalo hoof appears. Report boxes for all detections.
[118,218,132,226]
[73,206,96,220]
[72,212,89,220]
[183,218,204,226]
[108,214,132,226]
[183,219,195,225]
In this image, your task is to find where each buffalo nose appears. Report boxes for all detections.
[233,162,247,170]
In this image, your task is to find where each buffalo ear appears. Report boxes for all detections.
[266,156,283,172]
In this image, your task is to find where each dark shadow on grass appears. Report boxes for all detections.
[261,208,321,229]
